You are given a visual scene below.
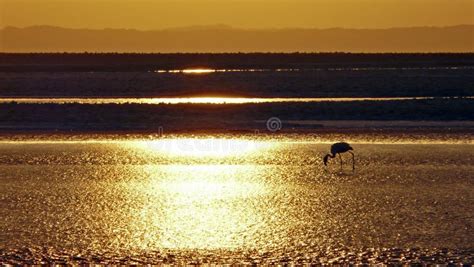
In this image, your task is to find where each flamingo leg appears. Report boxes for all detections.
[338,153,343,169]
[349,151,355,171]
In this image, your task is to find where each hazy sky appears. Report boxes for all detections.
[1,0,473,30]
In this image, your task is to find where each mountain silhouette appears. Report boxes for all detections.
[1,25,473,52]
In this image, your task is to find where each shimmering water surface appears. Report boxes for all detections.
[0,135,473,264]
[153,66,474,74]
[1,96,472,105]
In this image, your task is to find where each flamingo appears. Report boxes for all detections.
[323,142,355,170]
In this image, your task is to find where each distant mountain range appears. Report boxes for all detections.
[1,25,473,52]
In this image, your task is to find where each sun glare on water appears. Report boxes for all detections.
[146,97,272,104]
[162,68,217,74]
[119,138,275,249]
[181,68,216,74]
[131,165,268,249]
[1,96,464,105]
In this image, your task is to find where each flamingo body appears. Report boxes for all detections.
[330,142,353,155]
[324,142,355,170]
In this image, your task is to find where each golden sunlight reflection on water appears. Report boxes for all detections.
[1,136,474,264]
[125,165,269,249]
[118,139,276,249]
[2,96,467,105]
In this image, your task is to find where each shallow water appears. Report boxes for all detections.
[153,66,473,74]
[0,136,473,264]
[1,96,472,105]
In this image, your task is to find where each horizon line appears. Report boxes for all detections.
[2,52,474,55]
[2,24,474,32]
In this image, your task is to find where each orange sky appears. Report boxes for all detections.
[1,0,473,30]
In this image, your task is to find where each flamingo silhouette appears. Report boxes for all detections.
[323,142,355,170]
